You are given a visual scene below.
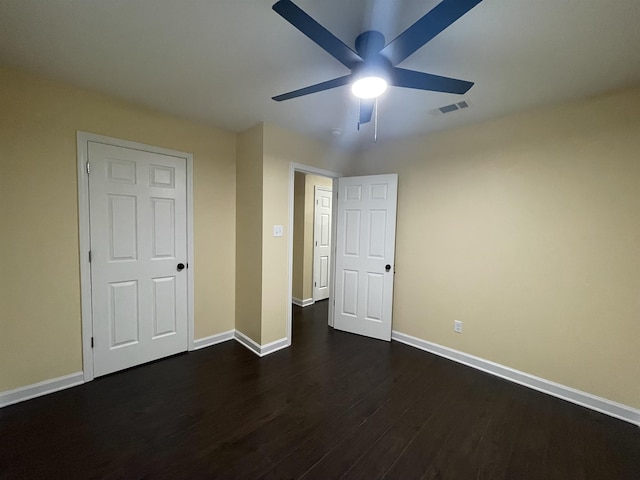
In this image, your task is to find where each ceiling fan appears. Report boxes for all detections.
[272,0,483,126]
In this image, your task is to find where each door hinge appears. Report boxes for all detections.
[86,161,90,174]
[91,337,94,348]
[88,250,92,263]
[314,282,317,287]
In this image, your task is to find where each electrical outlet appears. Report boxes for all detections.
[454,320,463,333]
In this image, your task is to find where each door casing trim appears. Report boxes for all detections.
[77,131,195,382]
[287,163,341,347]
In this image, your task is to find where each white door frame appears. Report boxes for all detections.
[287,163,341,345]
[77,132,195,382]
[312,185,332,302]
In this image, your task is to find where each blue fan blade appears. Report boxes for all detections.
[272,75,352,101]
[392,68,473,94]
[359,99,375,124]
[381,0,483,66]
[273,0,361,69]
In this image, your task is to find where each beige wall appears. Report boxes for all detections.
[235,125,264,343]
[350,87,640,408]
[3,63,637,413]
[261,123,346,344]
[292,172,306,301]
[0,66,236,392]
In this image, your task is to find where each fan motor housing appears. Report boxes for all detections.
[352,55,393,83]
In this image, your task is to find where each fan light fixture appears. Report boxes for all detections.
[351,76,387,99]
[271,0,483,132]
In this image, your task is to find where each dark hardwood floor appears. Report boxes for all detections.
[1,301,639,479]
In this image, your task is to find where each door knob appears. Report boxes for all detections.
[177,263,185,271]
[385,264,391,272]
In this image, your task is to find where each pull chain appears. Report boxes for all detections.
[374,97,378,143]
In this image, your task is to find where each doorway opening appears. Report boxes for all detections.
[292,172,333,306]
[287,167,398,347]
[287,163,339,345]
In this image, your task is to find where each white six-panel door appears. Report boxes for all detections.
[88,142,188,376]
[334,174,398,341]
[313,186,332,301]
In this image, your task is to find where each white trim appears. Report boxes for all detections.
[234,330,289,357]
[292,297,315,307]
[186,153,195,352]
[76,132,195,381]
[77,133,94,382]
[234,330,262,355]
[193,330,235,350]
[0,372,84,408]
[328,182,338,327]
[392,330,640,427]
[287,163,341,343]
[0,327,283,408]
[261,337,290,356]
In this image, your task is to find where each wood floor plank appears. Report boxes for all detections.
[337,360,467,480]
[583,410,640,480]
[544,400,588,480]
[376,369,482,479]
[502,391,553,479]
[166,351,394,478]
[419,373,507,480]
[0,301,638,480]
[217,352,430,478]
[101,331,389,476]
[257,351,431,480]
[266,348,443,480]
[467,382,529,480]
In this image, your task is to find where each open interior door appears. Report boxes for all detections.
[333,174,398,341]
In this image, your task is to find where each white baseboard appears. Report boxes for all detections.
[1,328,293,409]
[0,372,84,408]
[261,336,290,356]
[292,297,314,307]
[234,330,290,357]
[192,329,235,350]
[392,330,640,427]
[234,330,262,355]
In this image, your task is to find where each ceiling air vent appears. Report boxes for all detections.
[431,100,471,115]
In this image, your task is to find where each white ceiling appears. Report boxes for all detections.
[1,0,639,150]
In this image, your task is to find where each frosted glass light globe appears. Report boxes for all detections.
[351,76,387,99]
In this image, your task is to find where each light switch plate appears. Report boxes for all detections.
[273,225,284,237]
[454,320,463,333]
